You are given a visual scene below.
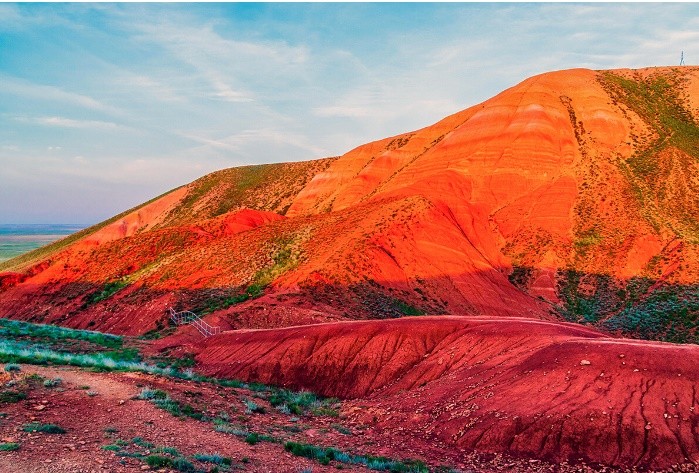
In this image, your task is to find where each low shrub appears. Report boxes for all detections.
[43,378,62,388]
[194,453,232,466]
[243,398,265,414]
[145,455,173,468]
[22,422,66,434]
[136,387,167,400]
[0,442,19,451]
[0,390,26,404]
[172,457,196,472]
[284,441,429,472]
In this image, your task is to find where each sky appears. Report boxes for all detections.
[1,3,699,224]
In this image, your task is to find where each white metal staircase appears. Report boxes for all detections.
[168,308,221,337]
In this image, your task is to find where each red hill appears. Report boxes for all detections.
[2,66,699,469]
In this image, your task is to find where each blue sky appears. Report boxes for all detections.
[1,3,698,224]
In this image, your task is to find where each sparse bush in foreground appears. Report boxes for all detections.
[22,422,66,434]
[43,377,62,388]
[284,441,428,472]
[172,456,195,472]
[243,398,265,414]
[145,455,173,468]
[194,453,232,466]
[0,390,26,404]
[0,442,19,451]
[136,387,167,400]
[153,445,179,456]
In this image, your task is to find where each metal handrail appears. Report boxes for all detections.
[168,308,221,337]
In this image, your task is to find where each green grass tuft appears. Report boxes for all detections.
[22,422,66,434]
[0,442,19,452]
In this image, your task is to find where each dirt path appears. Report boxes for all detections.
[0,365,348,473]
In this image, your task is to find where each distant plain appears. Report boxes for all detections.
[0,224,84,262]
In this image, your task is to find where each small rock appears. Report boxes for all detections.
[33,405,46,411]
[645,423,652,430]
[140,466,150,471]
[580,360,591,366]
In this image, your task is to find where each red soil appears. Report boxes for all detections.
[1,67,699,470]
[191,316,699,469]
[3,67,699,330]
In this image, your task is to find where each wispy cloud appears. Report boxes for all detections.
[35,116,125,130]
[3,3,699,223]
[124,13,309,104]
[182,128,328,158]
[1,75,123,116]
[14,116,129,131]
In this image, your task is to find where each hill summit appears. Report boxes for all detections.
[1,66,698,342]
[2,66,699,469]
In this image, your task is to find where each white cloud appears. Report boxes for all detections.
[125,15,310,105]
[313,106,372,118]
[15,116,129,131]
[1,75,123,116]
[0,4,22,27]
[36,117,123,130]
[182,128,328,158]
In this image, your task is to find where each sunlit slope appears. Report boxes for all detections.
[1,67,698,342]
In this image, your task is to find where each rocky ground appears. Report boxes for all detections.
[0,363,695,473]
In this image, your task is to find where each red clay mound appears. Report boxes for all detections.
[193,316,699,469]
[199,208,285,237]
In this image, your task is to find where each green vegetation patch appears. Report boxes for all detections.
[0,318,122,349]
[193,453,232,466]
[284,441,428,471]
[84,280,129,307]
[145,455,173,468]
[269,389,320,415]
[195,235,302,315]
[0,390,26,404]
[555,270,699,344]
[599,70,699,239]
[600,71,699,176]
[602,282,699,343]
[0,337,148,373]
[22,422,66,434]
[0,442,20,452]
[391,299,425,316]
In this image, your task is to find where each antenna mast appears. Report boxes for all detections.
[680,51,685,66]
